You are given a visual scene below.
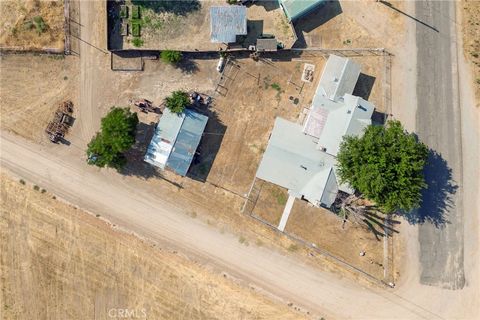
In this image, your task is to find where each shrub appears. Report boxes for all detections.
[19,179,26,185]
[33,185,40,191]
[161,50,182,64]
[132,37,143,47]
[132,23,141,37]
[165,91,190,114]
[120,5,128,18]
[33,16,47,34]
[271,83,281,91]
[131,5,140,19]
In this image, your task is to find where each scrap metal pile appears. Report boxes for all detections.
[45,101,74,143]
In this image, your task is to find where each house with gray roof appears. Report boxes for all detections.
[210,6,247,43]
[145,108,208,177]
[255,54,374,209]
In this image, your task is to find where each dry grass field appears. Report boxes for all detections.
[0,0,64,50]
[0,173,307,320]
[461,0,480,106]
[0,54,78,143]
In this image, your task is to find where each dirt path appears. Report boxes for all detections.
[0,130,445,319]
[77,0,109,142]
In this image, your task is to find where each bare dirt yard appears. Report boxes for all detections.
[251,179,389,280]
[0,173,307,320]
[461,0,480,107]
[0,0,64,50]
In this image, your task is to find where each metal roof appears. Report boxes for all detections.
[279,0,326,21]
[318,54,361,102]
[210,6,247,43]
[145,108,208,176]
[315,94,374,156]
[256,118,340,208]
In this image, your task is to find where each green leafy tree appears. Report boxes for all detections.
[87,107,138,170]
[337,120,429,213]
[161,50,182,64]
[165,91,190,114]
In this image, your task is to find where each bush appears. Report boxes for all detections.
[19,179,26,185]
[165,91,190,114]
[33,16,47,34]
[131,5,140,19]
[33,185,40,191]
[271,83,281,91]
[132,37,143,47]
[161,50,182,64]
[132,23,141,37]
[120,5,128,18]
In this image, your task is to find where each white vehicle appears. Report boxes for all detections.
[216,56,226,73]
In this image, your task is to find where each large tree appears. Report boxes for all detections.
[337,120,429,213]
[86,107,138,170]
[165,90,190,114]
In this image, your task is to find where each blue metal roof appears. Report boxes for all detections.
[210,6,247,43]
[165,109,208,176]
[145,108,208,177]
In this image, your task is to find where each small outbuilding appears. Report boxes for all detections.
[144,108,208,177]
[210,6,248,43]
[256,38,278,52]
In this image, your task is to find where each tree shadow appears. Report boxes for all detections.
[292,0,343,48]
[176,58,199,74]
[132,0,201,16]
[406,150,457,228]
[353,73,376,101]
[120,121,164,180]
[187,103,226,182]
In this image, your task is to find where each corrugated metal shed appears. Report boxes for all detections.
[318,54,361,102]
[144,108,208,177]
[210,6,247,43]
[279,0,326,21]
[166,110,208,176]
[256,38,278,51]
[144,109,185,169]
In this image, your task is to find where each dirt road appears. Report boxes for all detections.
[0,130,440,320]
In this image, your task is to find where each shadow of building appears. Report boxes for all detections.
[292,0,343,48]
